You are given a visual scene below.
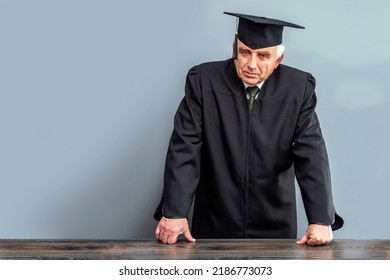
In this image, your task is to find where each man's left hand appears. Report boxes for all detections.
[296,224,333,246]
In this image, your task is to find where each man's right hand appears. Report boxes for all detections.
[155,217,196,244]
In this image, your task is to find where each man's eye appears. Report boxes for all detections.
[240,50,251,56]
[258,53,269,60]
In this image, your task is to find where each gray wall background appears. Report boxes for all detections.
[1,0,389,239]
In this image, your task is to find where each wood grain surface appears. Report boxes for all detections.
[0,239,389,260]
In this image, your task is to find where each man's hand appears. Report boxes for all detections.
[296,224,333,246]
[155,217,196,244]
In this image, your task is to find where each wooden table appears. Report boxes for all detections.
[0,239,389,260]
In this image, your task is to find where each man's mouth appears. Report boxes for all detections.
[244,72,258,78]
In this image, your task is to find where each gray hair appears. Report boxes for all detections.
[276,44,285,59]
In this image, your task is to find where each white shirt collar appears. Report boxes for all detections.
[243,81,265,99]
[243,81,265,90]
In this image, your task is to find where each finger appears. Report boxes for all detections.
[306,236,326,246]
[156,226,166,242]
[183,230,196,242]
[159,231,169,244]
[306,236,317,246]
[296,233,308,245]
[155,227,160,240]
[157,232,166,243]
[167,234,178,244]
[308,238,331,246]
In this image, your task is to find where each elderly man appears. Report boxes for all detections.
[154,12,343,245]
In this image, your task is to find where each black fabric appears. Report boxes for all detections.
[154,59,342,238]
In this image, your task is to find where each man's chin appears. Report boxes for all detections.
[242,77,261,85]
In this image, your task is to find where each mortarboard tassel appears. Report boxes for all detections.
[233,17,239,59]
[233,31,238,59]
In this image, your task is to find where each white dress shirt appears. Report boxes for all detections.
[243,81,265,100]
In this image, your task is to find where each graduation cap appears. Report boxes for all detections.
[224,12,305,57]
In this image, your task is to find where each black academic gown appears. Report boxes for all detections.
[154,58,343,238]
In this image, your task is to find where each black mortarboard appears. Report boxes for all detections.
[224,12,304,56]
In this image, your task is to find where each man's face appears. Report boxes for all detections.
[234,40,283,85]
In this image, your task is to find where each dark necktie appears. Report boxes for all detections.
[247,86,259,111]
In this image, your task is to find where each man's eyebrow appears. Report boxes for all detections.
[238,46,251,51]
[256,50,271,57]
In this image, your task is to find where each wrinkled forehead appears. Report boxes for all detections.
[237,40,278,54]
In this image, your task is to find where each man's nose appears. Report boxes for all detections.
[248,54,257,70]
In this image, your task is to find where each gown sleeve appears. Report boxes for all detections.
[292,74,343,230]
[154,66,203,220]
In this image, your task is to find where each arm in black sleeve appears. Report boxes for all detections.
[293,74,343,230]
[154,66,203,220]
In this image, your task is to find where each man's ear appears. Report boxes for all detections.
[275,54,284,69]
